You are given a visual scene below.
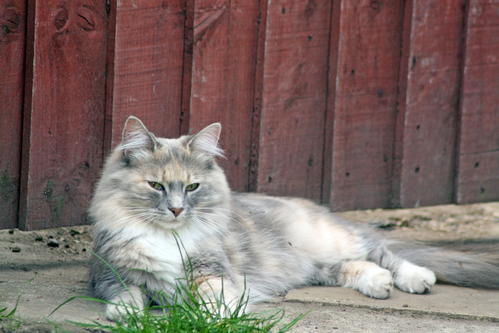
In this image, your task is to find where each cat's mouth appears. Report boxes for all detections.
[131,208,187,229]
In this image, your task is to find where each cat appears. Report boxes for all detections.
[88,116,499,321]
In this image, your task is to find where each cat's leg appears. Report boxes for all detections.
[336,261,394,299]
[368,246,436,294]
[106,285,145,322]
[393,260,436,294]
[195,276,244,317]
[88,258,145,321]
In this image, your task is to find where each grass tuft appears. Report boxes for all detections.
[49,280,306,333]
[0,295,21,332]
[49,235,307,332]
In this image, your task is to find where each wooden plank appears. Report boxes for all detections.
[188,0,260,192]
[18,0,108,230]
[255,0,332,200]
[106,0,186,148]
[397,0,466,208]
[390,0,413,209]
[456,0,499,203]
[179,0,195,136]
[248,0,268,193]
[0,0,26,229]
[320,0,341,205]
[329,0,405,210]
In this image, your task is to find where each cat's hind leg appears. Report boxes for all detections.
[394,260,436,294]
[336,261,394,299]
[368,245,436,294]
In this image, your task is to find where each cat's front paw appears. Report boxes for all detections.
[394,261,436,294]
[106,302,143,322]
[106,286,144,322]
[357,267,394,299]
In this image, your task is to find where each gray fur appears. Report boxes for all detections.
[88,117,499,319]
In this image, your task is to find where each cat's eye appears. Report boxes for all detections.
[148,181,164,191]
[185,183,199,192]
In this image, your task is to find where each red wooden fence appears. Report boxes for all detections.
[1,0,498,230]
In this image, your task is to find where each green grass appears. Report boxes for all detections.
[51,286,305,333]
[0,295,21,332]
[49,240,307,333]
[49,277,306,333]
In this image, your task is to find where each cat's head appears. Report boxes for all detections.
[90,116,231,234]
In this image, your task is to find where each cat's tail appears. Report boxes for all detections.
[388,240,499,289]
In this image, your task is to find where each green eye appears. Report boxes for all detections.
[148,181,164,191]
[185,183,199,192]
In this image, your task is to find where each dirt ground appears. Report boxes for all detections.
[1,225,93,270]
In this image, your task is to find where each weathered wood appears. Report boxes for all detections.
[456,0,499,203]
[320,0,341,205]
[248,0,268,193]
[179,0,195,136]
[18,0,108,230]
[0,0,26,229]
[390,0,413,209]
[255,0,332,200]
[329,0,405,210]
[396,0,466,208]
[106,0,186,149]
[188,0,260,192]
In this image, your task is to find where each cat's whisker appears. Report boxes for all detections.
[197,207,247,222]
[194,216,229,238]
[195,208,247,229]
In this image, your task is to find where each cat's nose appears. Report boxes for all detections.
[169,207,184,217]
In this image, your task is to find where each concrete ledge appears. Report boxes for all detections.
[284,285,499,322]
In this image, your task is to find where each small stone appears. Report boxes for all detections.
[8,229,15,234]
[35,235,43,242]
[70,229,81,236]
[64,244,70,248]
[11,246,21,252]
[47,239,60,247]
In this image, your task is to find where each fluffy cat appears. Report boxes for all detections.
[88,116,499,321]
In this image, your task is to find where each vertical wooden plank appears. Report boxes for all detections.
[188,0,260,192]
[320,0,340,205]
[106,0,186,148]
[255,0,332,200]
[456,0,499,203]
[398,0,466,208]
[19,0,108,230]
[0,0,26,229]
[179,0,194,136]
[329,0,405,210]
[390,0,413,209]
[248,0,268,193]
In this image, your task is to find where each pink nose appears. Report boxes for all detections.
[169,207,184,217]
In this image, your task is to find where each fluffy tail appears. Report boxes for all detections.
[388,240,499,289]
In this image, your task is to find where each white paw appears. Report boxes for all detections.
[357,267,394,299]
[106,286,144,322]
[106,302,143,322]
[395,261,436,294]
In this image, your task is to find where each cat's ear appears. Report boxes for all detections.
[122,116,158,155]
[187,123,224,158]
